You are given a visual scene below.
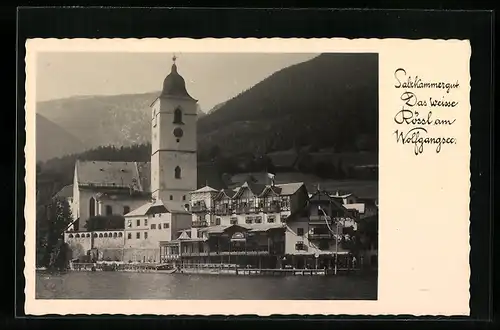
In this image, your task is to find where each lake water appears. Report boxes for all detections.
[36,271,377,300]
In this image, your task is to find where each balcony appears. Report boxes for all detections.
[264,204,281,213]
[192,220,209,228]
[309,215,347,224]
[191,204,208,213]
[308,233,334,240]
[214,209,230,216]
[234,206,254,214]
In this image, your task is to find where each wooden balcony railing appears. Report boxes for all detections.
[264,204,281,213]
[308,233,334,240]
[191,204,208,213]
[192,221,209,228]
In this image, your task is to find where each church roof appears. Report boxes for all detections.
[76,160,226,194]
[54,184,73,199]
[160,60,196,101]
[76,160,149,191]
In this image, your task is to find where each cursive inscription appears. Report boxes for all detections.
[393,68,459,155]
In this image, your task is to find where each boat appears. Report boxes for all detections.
[154,263,177,274]
[154,268,177,274]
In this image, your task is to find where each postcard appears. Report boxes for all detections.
[24,38,471,315]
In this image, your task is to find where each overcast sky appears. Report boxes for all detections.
[36,52,318,111]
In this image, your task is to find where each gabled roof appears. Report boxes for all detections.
[214,188,237,200]
[308,190,356,218]
[54,184,73,199]
[125,199,190,217]
[233,181,267,198]
[76,160,148,191]
[274,182,304,196]
[191,185,218,194]
[94,192,149,201]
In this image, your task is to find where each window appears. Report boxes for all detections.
[136,219,140,227]
[173,107,183,124]
[104,233,108,238]
[163,223,169,229]
[297,228,304,236]
[127,233,132,239]
[245,217,253,224]
[68,234,73,238]
[118,232,123,237]
[93,233,98,238]
[89,197,96,217]
[230,217,238,225]
[75,234,79,238]
[255,216,262,223]
[99,233,103,238]
[170,195,173,201]
[151,224,157,230]
[215,218,221,225]
[144,232,148,239]
[136,232,140,239]
[113,232,117,238]
[153,109,158,127]
[105,205,113,215]
[175,166,181,179]
[127,220,132,228]
[295,241,305,251]
[86,234,90,238]
[267,216,275,223]
[182,195,186,201]
[144,219,148,226]
[123,205,130,214]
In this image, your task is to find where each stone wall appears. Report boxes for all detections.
[123,248,160,263]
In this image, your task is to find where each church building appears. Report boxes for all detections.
[64,56,200,262]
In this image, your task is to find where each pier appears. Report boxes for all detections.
[178,263,359,276]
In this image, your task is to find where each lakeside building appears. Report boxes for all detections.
[64,56,197,261]
[159,182,370,270]
[62,56,378,270]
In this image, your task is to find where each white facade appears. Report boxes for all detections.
[150,82,198,204]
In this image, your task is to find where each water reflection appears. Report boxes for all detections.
[36,271,377,300]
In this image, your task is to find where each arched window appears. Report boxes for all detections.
[86,234,90,238]
[75,234,80,238]
[175,166,181,179]
[106,205,113,215]
[118,232,123,237]
[89,197,96,217]
[104,233,108,237]
[93,233,98,238]
[99,233,103,238]
[113,232,117,238]
[69,234,74,238]
[173,107,183,124]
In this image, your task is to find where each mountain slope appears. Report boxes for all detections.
[36,114,86,161]
[37,53,378,161]
[197,53,379,156]
[37,92,206,151]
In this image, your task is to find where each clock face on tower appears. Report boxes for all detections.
[173,127,184,138]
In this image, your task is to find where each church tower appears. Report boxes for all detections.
[150,56,198,203]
